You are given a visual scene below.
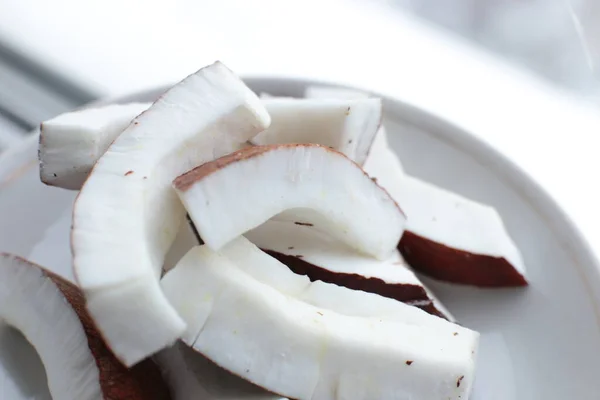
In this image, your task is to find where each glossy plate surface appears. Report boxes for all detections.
[1,79,599,399]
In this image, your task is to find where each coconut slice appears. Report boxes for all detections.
[161,245,478,400]
[309,85,526,286]
[39,102,150,190]
[0,253,170,400]
[251,98,381,165]
[174,144,405,260]
[221,234,456,322]
[303,85,399,170]
[364,141,527,286]
[71,61,270,366]
[244,220,453,319]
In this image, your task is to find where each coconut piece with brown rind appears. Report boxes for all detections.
[71,61,271,366]
[174,143,405,260]
[0,253,170,400]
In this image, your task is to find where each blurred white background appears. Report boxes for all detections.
[0,0,598,98]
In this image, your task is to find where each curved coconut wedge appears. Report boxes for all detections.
[0,253,170,400]
[251,98,382,165]
[161,245,478,400]
[244,220,453,320]
[71,61,271,366]
[174,144,405,260]
[39,102,150,190]
[364,143,527,287]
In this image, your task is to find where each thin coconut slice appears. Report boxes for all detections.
[0,253,170,400]
[161,245,478,400]
[174,144,405,260]
[364,142,527,286]
[71,61,270,366]
[222,235,456,322]
[39,102,150,190]
[244,220,453,319]
[251,98,382,165]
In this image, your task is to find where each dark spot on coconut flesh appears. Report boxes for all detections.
[53,173,57,177]
[294,222,314,227]
[288,246,294,250]
[453,332,459,336]
[124,170,134,176]
[371,177,378,183]
[405,360,413,366]
[348,139,353,144]
[345,107,351,116]
[457,375,464,387]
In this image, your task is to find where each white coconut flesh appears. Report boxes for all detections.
[71,61,271,366]
[221,235,459,325]
[161,245,478,400]
[251,98,381,165]
[0,253,102,399]
[303,85,398,171]
[39,102,150,190]
[173,144,405,260]
[243,220,453,318]
[363,142,525,275]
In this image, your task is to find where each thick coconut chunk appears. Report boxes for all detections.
[364,142,527,287]
[161,246,478,400]
[245,220,452,319]
[0,253,170,400]
[174,144,405,260]
[252,98,381,165]
[71,61,270,366]
[39,103,150,190]
[303,85,397,170]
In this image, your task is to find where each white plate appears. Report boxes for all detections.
[1,79,599,400]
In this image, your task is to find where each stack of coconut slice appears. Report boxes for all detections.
[24,61,530,399]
